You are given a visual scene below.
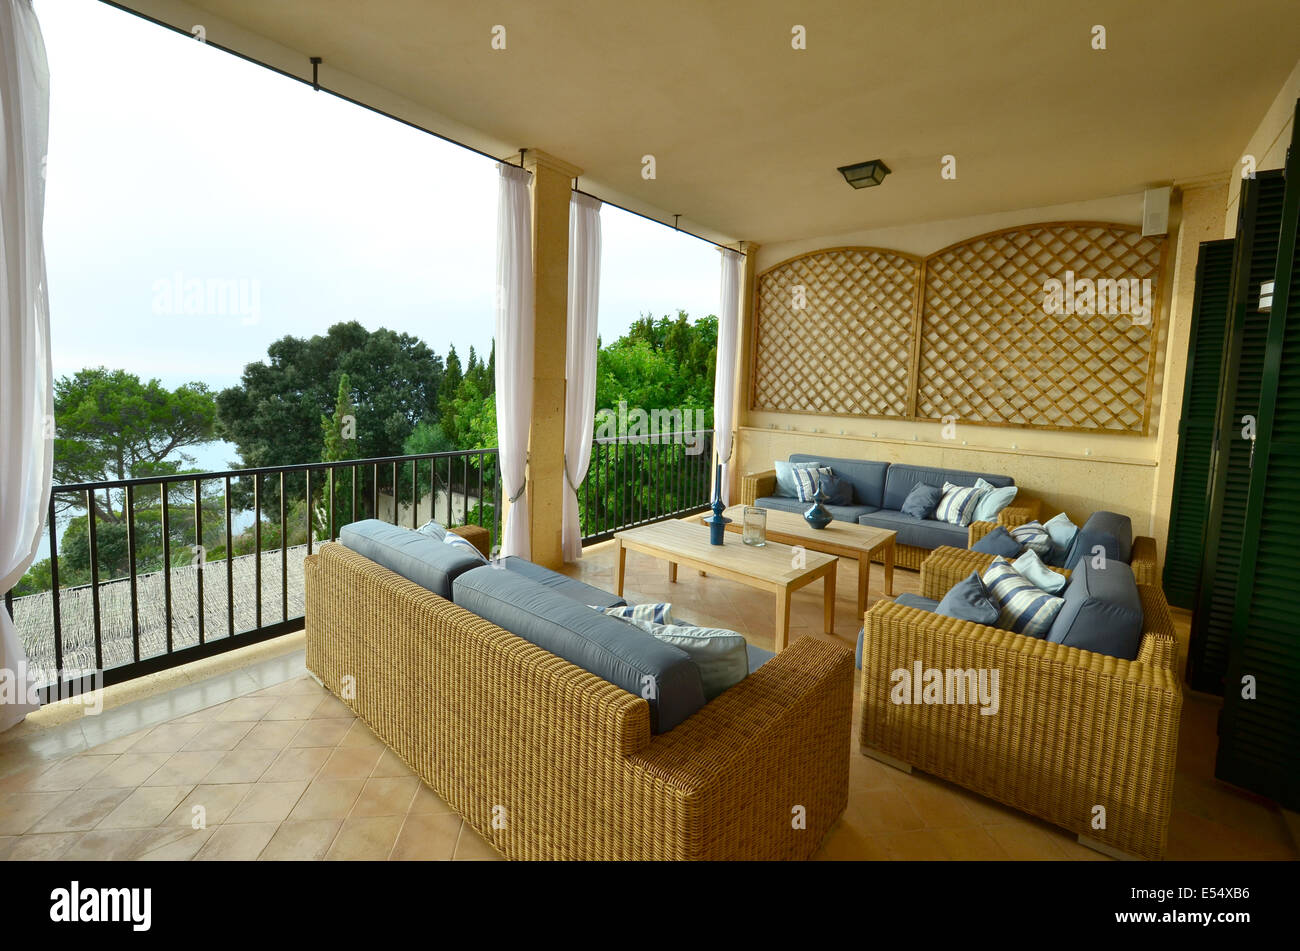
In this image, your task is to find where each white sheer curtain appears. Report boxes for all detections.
[0,0,51,732]
[495,162,534,558]
[712,249,742,505]
[562,193,602,561]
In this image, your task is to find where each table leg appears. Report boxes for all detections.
[824,565,836,636]
[614,540,627,596]
[668,562,677,583]
[884,539,896,596]
[775,588,792,652]
[857,553,870,620]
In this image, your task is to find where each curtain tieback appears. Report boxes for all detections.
[563,454,581,493]
[508,478,528,504]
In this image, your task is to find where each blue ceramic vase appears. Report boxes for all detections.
[803,477,832,530]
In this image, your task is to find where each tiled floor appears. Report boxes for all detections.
[0,536,1295,861]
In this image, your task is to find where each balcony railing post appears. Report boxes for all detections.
[87,488,102,671]
[126,483,139,663]
[161,483,173,656]
[47,493,62,679]
[194,478,205,645]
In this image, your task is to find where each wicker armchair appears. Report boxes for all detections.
[859,582,1182,860]
[740,469,1040,570]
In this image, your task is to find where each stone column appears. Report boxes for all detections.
[522,149,582,569]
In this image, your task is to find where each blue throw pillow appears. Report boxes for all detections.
[971,525,1023,557]
[936,572,1000,625]
[823,472,854,506]
[774,460,822,498]
[900,482,943,519]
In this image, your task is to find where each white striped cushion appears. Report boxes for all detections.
[1008,520,1053,557]
[935,481,985,527]
[981,556,1065,639]
[595,602,675,625]
[793,466,833,502]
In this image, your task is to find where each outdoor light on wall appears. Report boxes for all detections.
[837,159,891,189]
[1260,280,1275,312]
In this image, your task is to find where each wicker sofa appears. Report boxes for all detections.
[741,455,1040,570]
[859,545,1182,859]
[304,523,854,860]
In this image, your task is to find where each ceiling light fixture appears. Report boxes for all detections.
[838,159,891,189]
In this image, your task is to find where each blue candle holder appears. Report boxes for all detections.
[706,496,731,545]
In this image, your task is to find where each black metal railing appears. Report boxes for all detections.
[4,449,500,702]
[579,429,714,544]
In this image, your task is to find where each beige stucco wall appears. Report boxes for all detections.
[737,190,1194,537]
[1225,56,1300,237]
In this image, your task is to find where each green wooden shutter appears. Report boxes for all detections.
[1217,102,1300,809]
[1161,239,1235,609]
[1187,170,1286,694]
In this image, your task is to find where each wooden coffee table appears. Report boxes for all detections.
[711,506,896,622]
[612,520,837,651]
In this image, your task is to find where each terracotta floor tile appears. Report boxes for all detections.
[876,828,953,860]
[815,822,891,861]
[180,720,256,752]
[339,719,385,751]
[312,694,355,720]
[260,819,343,860]
[288,718,352,749]
[28,786,131,834]
[133,826,215,861]
[290,779,365,821]
[318,746,382,781]
[261,747,331,783]
[0,791,72,835]
[407,783,457,815]
[236,720,305,751]
[83,752,172,789]
[142,750,226,787]
[84,728,151,756]
[389,813,461,860]
[162,784,251,827]
[62,827,149,861]
[97,784,194,830]
[4,831,81,860]
[842,787,925,835]
[326,816,403,860]
[203,747,278,785]
[226,780,308,824]
[27,754,119,791]
[932,827,1012,860]
[372,748,416,779]
[453,822,503,861]
[351,777,419,818]
[214,697,280,722]
[266,694,326,721]
[131,723,204,754]
[985,822,1069,860]
[194,821,279,860]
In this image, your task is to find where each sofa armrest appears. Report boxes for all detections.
[1130,535,1157,586]
[453,523,492,557]
[629,636,853,858]
[998,496,1040,528]
[921,546,996,599]
[967,521,999,546]
[741,469,777,506]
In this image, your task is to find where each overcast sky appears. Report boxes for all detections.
[37,0,720,395]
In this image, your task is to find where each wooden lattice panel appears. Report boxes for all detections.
[915,224,1166,433]
[752,247,921,418]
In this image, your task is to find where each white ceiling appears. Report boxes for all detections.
[120,0,1300,245]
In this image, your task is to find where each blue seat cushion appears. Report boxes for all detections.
[339,519,484,599]
[452,566,705,734]
[746,643,775,673]
[971,525,1024,557]
[501,556,626,609]
[755,496,877,523]
[789,453,890,508]
[882,464,1013,512]
[857,509,968,551]
[1063,510,1134,570]
[1046,559,1143,660]
[895,593,942,612]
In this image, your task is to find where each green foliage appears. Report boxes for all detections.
[594,311,716,426]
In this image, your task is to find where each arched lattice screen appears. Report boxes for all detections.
[751,222,1168,434]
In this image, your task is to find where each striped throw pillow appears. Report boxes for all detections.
[595,602,675,625]
[793,466,833,502]
[1008,520,1053,557]
[443,530,489,564]
[935,482,986,527]
[981,556,1065,639]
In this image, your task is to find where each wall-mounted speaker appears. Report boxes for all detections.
[1143,186,1172,236]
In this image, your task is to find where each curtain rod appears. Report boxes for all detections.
[98,1,746,256]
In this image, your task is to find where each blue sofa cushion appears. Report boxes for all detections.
[789,453,890,508]
[936,571,1000,625]
[900,482,943,519]
[339,519,484,599]
[882,464,1013,513]
[971,525,1023,557]
[1046,559,1143,660]
[501,556,626,609]
[1063,511,1134,570]
[755,496,877,523]
[857,509,968,551]
[452,566,705,734]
